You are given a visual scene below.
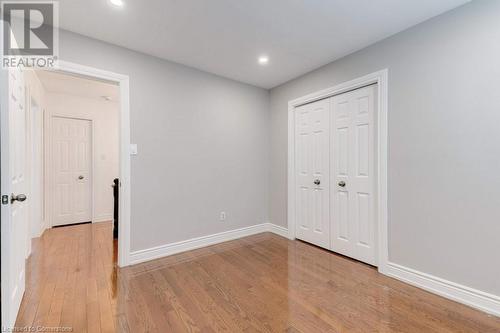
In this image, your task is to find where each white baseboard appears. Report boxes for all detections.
[93,215,113,223]
[384,262,500,317]
[32,222,46,239]
[266,223,289,238]
[129,223,288,265]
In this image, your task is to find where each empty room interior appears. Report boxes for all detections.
[1,0,500,332]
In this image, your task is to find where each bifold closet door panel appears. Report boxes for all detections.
[295,99,330,248]
[331,85,377,265]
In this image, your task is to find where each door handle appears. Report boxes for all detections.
[11,193,27,204]
[78,175,84,180]
[338,181,346,187]
[313,179,321,185]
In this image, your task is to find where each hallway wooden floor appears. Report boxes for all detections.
[15,222,500,332]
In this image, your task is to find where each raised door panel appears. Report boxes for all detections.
[331,85,377,265]
[53,118,73,225]
[52,117,92,226]
[295,104,311,238]
[74,120,92,222]
[351,86,376,265]
[295,99,330,248]
[310,100,330,247]
[331,94,354,256]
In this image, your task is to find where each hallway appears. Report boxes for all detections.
[16,223,117,332]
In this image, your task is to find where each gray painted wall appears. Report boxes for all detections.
[58,30,269,252]
[270,0,500,296]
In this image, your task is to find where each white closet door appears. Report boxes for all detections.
[295,99,330,248]
[331,85,377,265]
[52,117,92,226]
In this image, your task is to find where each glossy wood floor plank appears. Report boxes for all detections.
[15,222,500,332]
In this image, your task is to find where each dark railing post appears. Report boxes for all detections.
[113,178,119,239]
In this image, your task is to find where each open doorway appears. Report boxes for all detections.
[35,70,120,230]
[1,61,131,329]
[21,68,123,279]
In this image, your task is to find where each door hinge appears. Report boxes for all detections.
[2,195,9,205]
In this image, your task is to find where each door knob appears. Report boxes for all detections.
[78,175,84,180]
[314,179,321,185]
[11,193,27,204]
[338,181,346,187]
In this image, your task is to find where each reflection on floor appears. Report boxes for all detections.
[15,222,500,332]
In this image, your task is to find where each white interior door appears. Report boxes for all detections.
[0,68,29,328]
[52,117,92,226]
[294,99,330,248]
[331,85,377,265]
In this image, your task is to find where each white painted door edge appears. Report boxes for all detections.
[47,60,131,267]
[287,69,389,270]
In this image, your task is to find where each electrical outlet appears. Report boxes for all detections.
[220,211,226,221]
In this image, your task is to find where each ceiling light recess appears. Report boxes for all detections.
[109,0,124,8]
[258,55,269,65]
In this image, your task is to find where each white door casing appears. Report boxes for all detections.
[1,61,132,327]
[43,60,131,268]
[51,117,92,226]
[293,85,377,265]
[294,98,330,248]
[1,68,28,328]
[287,69,388,271]
[331,85,377,265]
[29,100,44,238]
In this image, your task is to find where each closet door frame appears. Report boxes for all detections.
[287,69,388,272]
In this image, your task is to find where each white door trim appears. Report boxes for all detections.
[287,69,389,271]
[27,96,45,240]
[46,60,132,267]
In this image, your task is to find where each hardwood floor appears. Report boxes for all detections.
[15,222,500,332]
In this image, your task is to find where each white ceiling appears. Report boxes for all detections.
[36,70,120,102]
[58,0,470,89]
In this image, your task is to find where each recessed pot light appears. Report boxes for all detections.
[258,55,269,65]
[109,0,124,7]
